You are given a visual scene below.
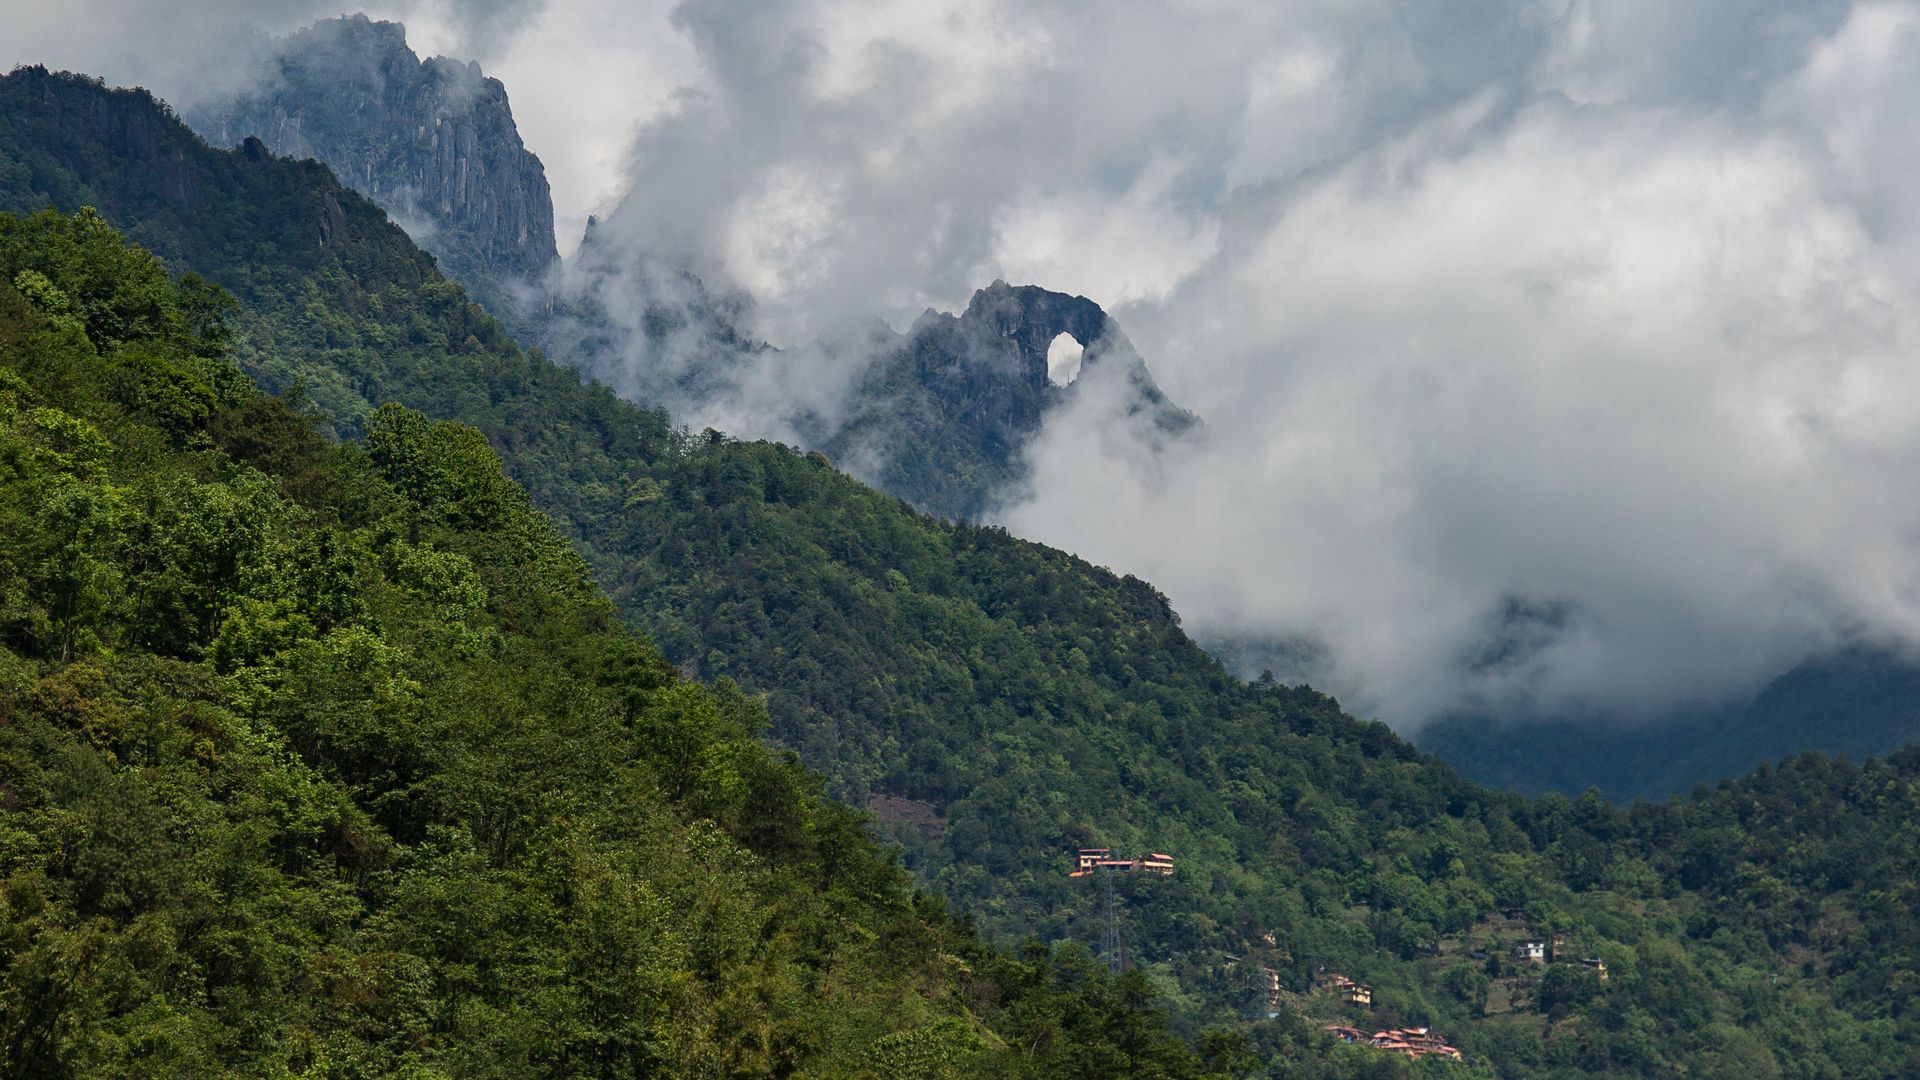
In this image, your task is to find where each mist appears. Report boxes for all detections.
[558,0,1920,730]
[17,0,1920,730]
[1006,3,1920,727]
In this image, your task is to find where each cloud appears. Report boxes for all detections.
[2,1,300,108]
[17,0,1920,731]
[372,0,546,58]
[991,155,1221,308]
[448,0,1920,730]
[1005,11,1920,725]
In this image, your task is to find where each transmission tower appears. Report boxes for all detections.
[1069,847,1172,972]
[1101,864,1122,972]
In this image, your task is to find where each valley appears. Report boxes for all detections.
[4,10,1920,1075]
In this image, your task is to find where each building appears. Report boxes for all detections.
[1326,1026,1463,1061]
[1580,958,1610,983]
[1370,1027,1463,1061]
[1514,941,1546,964]
[1069,848,1174,877]
[1317,971,1373,1006]
[1072,848,1111,876]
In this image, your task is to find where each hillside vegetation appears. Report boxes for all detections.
[0,207,1229,1077]
[7,68,1920,1077]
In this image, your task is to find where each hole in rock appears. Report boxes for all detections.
[1046,332,1084,386]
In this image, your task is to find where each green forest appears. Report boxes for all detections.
[0,205,1233,1077]
[4,68,1920,1077]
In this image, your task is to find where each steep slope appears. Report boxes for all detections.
[182,15,1194,522]
[817,280,1198,520]
[0,206,1216,1078]
[185,15,556,322]
[8,69,1920,1076]
[0,65,589,448]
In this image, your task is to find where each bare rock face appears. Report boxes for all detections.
[187,15,557,312]
[819,281,1199,521]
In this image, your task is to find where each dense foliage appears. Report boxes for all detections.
[8,69,1920,1077]
[0,207,1227,1078]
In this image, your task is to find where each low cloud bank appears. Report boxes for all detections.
[1007,6,1920,724]
[23,0,1920,729]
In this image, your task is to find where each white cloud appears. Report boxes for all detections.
[19,0,1920,731]
[462,0,696,252]
[1006,81,1920,724]
[722,164,846,304]
[507,0,1920,729]
[991,156,1220,307]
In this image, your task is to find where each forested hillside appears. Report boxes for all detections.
[7,68,1920,1076]
[0,206,1225,1077]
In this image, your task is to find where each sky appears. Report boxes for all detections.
[13,0,1920,729]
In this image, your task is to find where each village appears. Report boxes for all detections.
[1067,849,1610,1065]
[1234,914,1614,1065]
[1300,969,1468,1062]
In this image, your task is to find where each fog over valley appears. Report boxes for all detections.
[16,0,1920,735]
[20,4,1920,1073]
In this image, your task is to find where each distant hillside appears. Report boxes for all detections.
[1420,646,1920,800]
[10,67,1920,1076]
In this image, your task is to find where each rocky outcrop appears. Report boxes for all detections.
[187,15,556,313]
[821,281,1198,520]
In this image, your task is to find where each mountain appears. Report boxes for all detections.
[185,14,557,323]
[542,235,1198,521]
[815,280,1198,520]
[0,206,1217,1077]
[179,15,1196,522]
[10,67,1920,1076]
[1418,646,1920,800]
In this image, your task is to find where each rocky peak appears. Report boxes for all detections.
[824,282,1196,521]
[961,280,1114,357]
[928,279,1151,388]
[185,15,557,313]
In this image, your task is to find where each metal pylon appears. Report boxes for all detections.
[1101,866,1121,972]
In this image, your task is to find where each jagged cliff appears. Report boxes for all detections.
[173,15,1186,521]
[820,281,1198,520]
[186,14,556,315]
[534,226,1197,521]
